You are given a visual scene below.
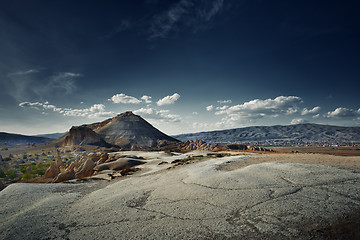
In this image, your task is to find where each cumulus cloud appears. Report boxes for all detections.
[215,96,302,117]
[110,93,142,104]
[291,118,308,124]
[206,105,214,111]
[134,107,181,122]
[217,99,232,104]
[157,93,180,106]
[211,96,303,127]
[301,106,321,115]
[326,107,359,118]
[216,105,229,110]
[19,101,114,118]
[141,95,152,103]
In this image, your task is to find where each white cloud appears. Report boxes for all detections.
[19,101,114,118]
[216,105,229,110]
[301,106,321,115]
[212,96,303,126]
[192,112,198,115]
[141,95,152,103]
[157,93,180,106]
[217,100,232,104]
[134,107,181,122]
[291,118,307,124]
[110,93,142,104]
[206,105,214,111]
[326,107,359,118]
[7,69,40,77]
[215,96,302,117]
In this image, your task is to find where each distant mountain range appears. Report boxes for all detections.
[173,124,360,146]
[2,123,360,149]
[0,132,51,146]
[33,132,66,139]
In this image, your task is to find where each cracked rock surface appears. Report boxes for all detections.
[1,154,360,239]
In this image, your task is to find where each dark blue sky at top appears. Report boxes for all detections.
[0,0,359,135]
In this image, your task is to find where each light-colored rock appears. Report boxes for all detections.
[44,164,59,178]
[1,153,360,240]
[94,158,144,172]
[55,158,63,168]
[75,159,95,179]
[52,171,75,183]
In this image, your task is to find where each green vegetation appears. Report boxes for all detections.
[22,171,36,180]
[0,168,5,178]
[3,157,11,161]
[5,170,18,180]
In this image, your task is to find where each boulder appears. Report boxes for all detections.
[44,164,60,178]
[97,153,109,165]
[0,154,2,161]
[75,159,95,179]
[52,171,75,183]
[94,158,144,172]
[26,166,32,172]
[55,158,63,168]
[87,153,100,162]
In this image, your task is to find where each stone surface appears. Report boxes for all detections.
[1,153,360,239]
[74,159,95,179]
[44,164,59,178]
[94,158,144,172]
[52,170,75,183]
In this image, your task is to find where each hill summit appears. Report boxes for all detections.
[59,111,180,149]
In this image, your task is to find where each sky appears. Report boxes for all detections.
[0,0,360,136]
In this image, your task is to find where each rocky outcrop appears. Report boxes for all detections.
[94,158,144,172]
[53,171,75,183]
[212,144,273,152]
[44,164,60,178]
[180,140,212,151]
[61,126,109,147]
[74,159,95,179]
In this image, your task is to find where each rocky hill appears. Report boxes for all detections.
[173,124,360,146]
[58,111,180,149]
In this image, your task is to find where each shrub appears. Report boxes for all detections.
[35,169,45,175]
[22,171,36,180]
[0,169,5,178]
[20,166,27,173]
[3,157,11,161]
[5,171,18,180]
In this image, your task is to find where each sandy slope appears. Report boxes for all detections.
[1,152,360,239]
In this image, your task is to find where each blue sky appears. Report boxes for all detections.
[0,0,360,135]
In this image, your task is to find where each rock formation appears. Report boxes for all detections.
[58,111,180,150]
[74,159,95,179]
[61,126,109,147]
[44,164,60,178]
[180,140,212,151]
